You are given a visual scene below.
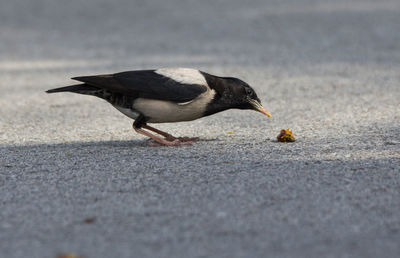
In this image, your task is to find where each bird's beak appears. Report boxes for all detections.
[249,99,271,118]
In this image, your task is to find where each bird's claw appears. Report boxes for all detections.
[178,137,199,142]
[165,135,199,142]
[169,139,193,146]
[146,138,194,147]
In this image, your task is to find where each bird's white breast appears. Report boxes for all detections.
[132,89,216,123]
[155,68,208,86]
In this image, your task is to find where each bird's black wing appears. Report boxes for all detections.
[72,70,208,103]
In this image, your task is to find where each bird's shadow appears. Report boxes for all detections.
[1,137,220,151]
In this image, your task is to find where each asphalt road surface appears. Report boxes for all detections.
[1,0,400,257]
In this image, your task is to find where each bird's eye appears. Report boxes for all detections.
[245,87,252,95]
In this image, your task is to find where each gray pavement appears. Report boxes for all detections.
[1,0,400,257]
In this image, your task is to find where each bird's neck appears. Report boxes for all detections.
[203,95,235,117]
[201,72,239,117]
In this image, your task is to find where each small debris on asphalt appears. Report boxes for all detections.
[83,217,96,224]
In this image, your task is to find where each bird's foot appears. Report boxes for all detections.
[178,136,199,142]
[165,135,199,142]
[135,125,198,147]
[146,138,194,147]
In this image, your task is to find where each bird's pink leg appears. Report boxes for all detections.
[142,125,173,138]
[142,124,199,142]
[134,127,193,146]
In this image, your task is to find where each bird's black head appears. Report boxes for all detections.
[215,77,271,117]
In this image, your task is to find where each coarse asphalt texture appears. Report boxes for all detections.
[1,0,400,257]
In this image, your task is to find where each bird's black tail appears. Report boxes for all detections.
[46,84,99,93]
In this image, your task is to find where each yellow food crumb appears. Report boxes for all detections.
[56,254,85,258]
[227,132,233,134]
[277,129,296,142]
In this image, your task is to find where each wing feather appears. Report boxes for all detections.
[72,69,208,103]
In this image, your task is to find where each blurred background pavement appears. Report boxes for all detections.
[0,0,399,257]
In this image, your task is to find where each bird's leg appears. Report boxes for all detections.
[133,125,193,146]
[143,124,199,142]
[142,124,174,139]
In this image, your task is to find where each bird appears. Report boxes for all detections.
[46,68,271,146]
